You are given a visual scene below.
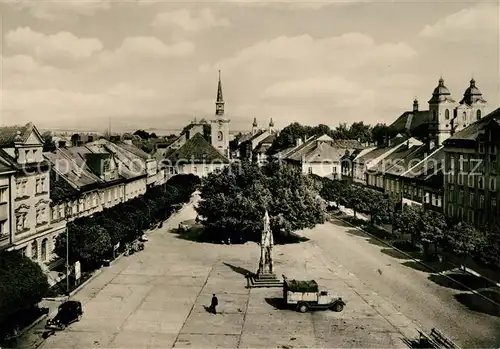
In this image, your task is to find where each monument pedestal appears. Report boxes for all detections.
[247,271,282,288]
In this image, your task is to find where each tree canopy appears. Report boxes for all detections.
[0,251,49,323]
[196,162,326,243]
[268,121,375,155]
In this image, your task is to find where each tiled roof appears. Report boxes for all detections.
[390,110,429,134]
[116,141,151,160]
[377,145,429,176]
[260,134,276,144]
[302,142,348,163]
[166,133,229,164]
[44,150,101,189]
[100,141,146,179]
[447,107,500,141]
[0,122,35,147]
[403,146,445,179]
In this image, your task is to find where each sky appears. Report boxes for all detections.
[0,0,499,133]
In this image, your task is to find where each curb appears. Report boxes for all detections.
[336,216,500,309]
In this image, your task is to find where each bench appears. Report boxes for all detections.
[418,328,460,349]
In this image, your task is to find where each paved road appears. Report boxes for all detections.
[300,218,500,347]
[18,196,423,349]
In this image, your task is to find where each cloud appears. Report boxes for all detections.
[419,3,498,42]
[5,27,103,61]
[8,0,113,20]
[224,0,368,10]
[152,8,230,31]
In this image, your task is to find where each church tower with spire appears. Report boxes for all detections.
[211,70,230,158]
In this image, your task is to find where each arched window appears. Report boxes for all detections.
[445,109,450,120]
[476,110,481,121]
[31,241,38,261]
[463,111,467,123]
[217,131,223,141]
[41,238,48,262]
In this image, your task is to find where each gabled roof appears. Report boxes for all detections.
[166,133,229,164]
[116,141,151,160]
[402,146,445,180]
[390,110,429,135]
[302,142,348,163]
[44,150,102,189]
[446,107,500,142]
[0,122,39,147]
[372,144,428,176]
[285,135,363,163]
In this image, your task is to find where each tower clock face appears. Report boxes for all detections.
[218,119,223,126]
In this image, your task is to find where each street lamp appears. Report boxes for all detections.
[65,202,72,299]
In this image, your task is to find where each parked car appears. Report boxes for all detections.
[45,301,83,330]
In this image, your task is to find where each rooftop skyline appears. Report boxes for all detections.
[1,0,499,132]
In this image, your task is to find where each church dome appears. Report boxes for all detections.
[460,78,484,105]
[432,78,450,95]
[428,77,455,104]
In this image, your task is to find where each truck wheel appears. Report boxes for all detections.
[332,302,344,312]
[298,303,309,313]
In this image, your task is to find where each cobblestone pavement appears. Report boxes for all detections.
[17,196,498,348]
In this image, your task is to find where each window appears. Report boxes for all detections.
[469,192,475,206]
[103,159,111,172]
[458,173,464,185]
[193,166,198,173]
[458,207,464,219]
[448,186,454,202]
[31,241,38,261]
[205,166,209,173]
[308,167,313,174]
[16,180,27,198]
[479,141,485,153]
[448,173,454,184]
[490,177,497,191]
[16,213,27,232]
[468,175,475,188]
[458,155,464,171]
[52,207,58,221]
[458,190,464,204]
[462,112,467,123]
[445,109,450,120]
[41,239,48,262]
[480,194,485,209]
[492,195,497,211]
[0,188,7,203]
[424,192,430,204]
[448,204,454,217]
[437,196,442,207]
[93,194,98,207]
[35,178,41,194]
[217,131,223,141]
[450,156,455,171]
[477,110,481,120]
[431,194,436,206]
[478,176,484,189]
[41,177,46,192]
[468,210,474,223]
[333,167,337,173]
[36,207,47,225]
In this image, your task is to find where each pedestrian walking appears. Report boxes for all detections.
[210,294,218,314]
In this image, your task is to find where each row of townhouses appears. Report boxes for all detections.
[0,122,168,279]
[336,77,498,227]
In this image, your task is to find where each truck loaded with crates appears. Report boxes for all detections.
[282,276,346,313]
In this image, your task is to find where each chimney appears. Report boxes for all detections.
[413,98,419,112]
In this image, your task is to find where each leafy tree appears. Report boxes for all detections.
[196,161,325,243]
[367,190,396,225]
[268,122,310,154]
[418,209,447,257]
[349,122,372,144]
[446,222,485,269]
[42,131,57,152]
[371,123,397,146]
[392,205,421,243]
[478,224,500,269]
[0,251,49,324]
[55,223,112,269]
[150,132,158,138]
[320,179,345,208]
[133,130,151,139]
[342,185,369,218]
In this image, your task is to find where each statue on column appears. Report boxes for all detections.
[258,210,274,276]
